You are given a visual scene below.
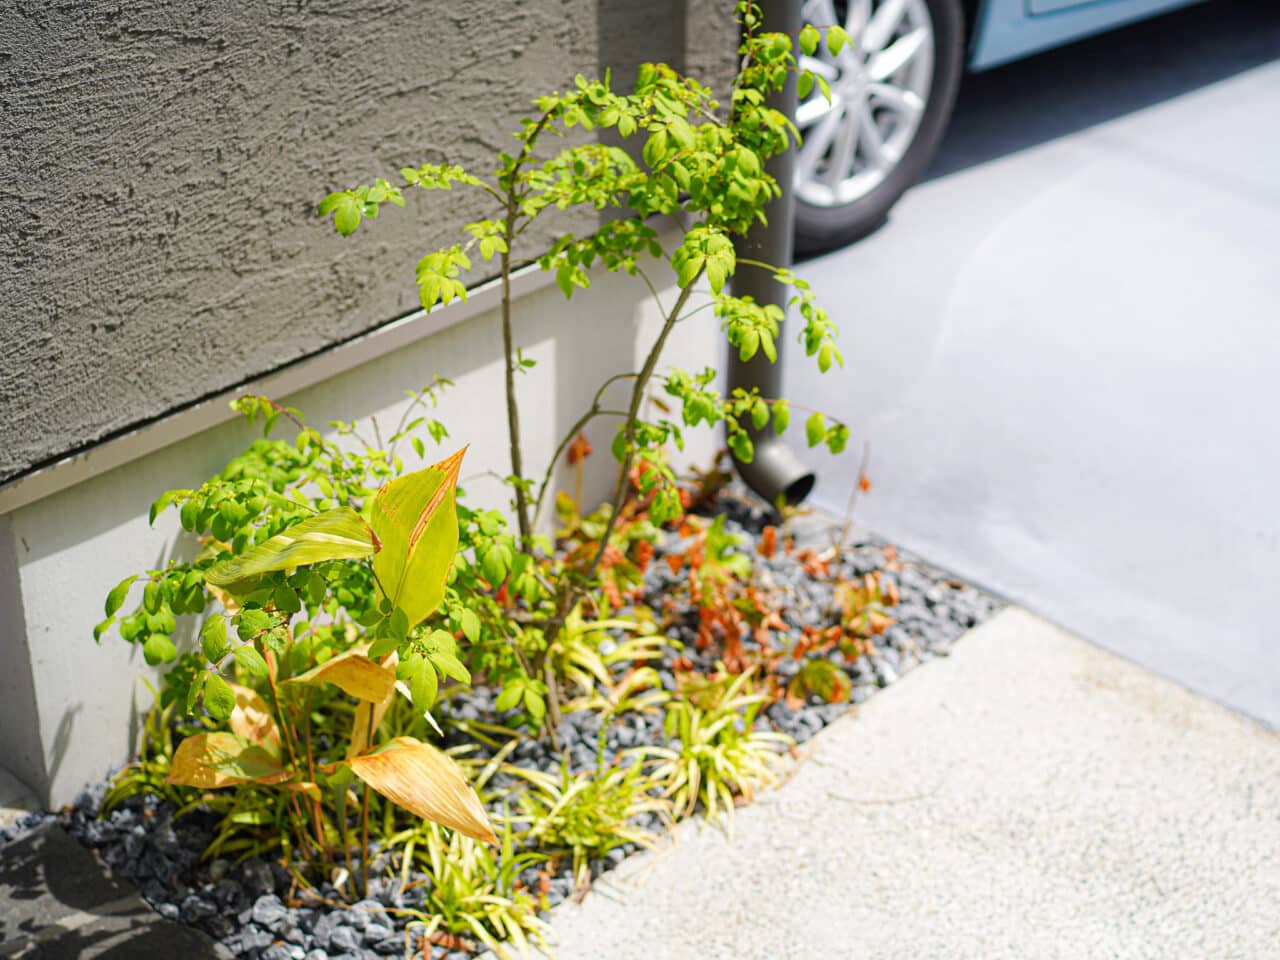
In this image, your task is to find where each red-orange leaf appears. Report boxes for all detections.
[757,525,778,559]
[566,432,593,465]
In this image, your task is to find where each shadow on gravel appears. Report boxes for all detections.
[0,823,226,960]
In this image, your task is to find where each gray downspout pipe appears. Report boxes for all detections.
[727,0,816,508]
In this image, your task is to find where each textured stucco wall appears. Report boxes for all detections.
[0,0,735,484]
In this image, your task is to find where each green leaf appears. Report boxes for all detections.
[119,614,145,642]
[799,24,820,56]
[105,575,137,617]
[367,629,399,660]
[750,399,770,431]
[205,507,378,591]
[772,399,791,434]
[201,615,229,662]
[388,607,410,642]
[642,128,669,168]
[728,431,754,463]
[399,654,438,712]
[237,608,273,640]
[234,645,270,680]
[142,633,177,666]
[185,672,207,714]
[368,448,465,628]
[460,608,481,644]
[827,422,850,454]
[805,411,827,448]
[273,583,302,615]
[495,683,522,713]
[324,193,363,236]
[797,71,814,100]
[705,257,727,295]
[828,24,851,56]
[481,545,507,586]
[93,617,115,643]
[818,342,833,373]
[429,648,470,685]
[523,687,546,720]
[147,607,177,635]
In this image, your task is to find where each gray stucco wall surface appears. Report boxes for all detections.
[0,0,735,484]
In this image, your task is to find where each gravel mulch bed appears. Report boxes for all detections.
[1,496,1001,960]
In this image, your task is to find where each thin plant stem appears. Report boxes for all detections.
[360,702,375,897]
[263,646,320,859]
[583,276,701,585]
[500,224,532,552]
[535,274,703,716]
[530,372,636,530]
[495,107,556,553]
[835,440,871,551]
[301,687,330,865]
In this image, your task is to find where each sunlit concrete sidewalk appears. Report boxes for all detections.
[541,609,1280,959]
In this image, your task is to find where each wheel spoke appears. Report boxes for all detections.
[796,88,838,128]
[862,0,910,53]
[793,0,936,210]
[845,0,872,43]
[858,104,889,169]
[822,107,859,187]
[868,82,924,121]
[868,26,928,82]
[801,0,840,30]
[796,106,845,181]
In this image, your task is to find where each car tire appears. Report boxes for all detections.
[793,0,965,255]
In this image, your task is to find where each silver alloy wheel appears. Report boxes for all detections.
[795,0,936,208]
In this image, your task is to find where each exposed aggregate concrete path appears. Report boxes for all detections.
[542,608,1280,959]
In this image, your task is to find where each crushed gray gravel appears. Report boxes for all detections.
[1,492,1000,959]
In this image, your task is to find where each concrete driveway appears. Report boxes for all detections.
[784,0,1280,727]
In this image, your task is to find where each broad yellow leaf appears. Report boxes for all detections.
[206,507,379,590]
[368,448,465,627]
[167,732,289,788]
[347,653,399,759]
[228,683,281,753]
[285,648,397,703]
[345,736,496,843]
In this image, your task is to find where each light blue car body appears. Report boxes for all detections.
[969,0,1206,70]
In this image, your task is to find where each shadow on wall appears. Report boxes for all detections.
[598,0,687,86]
[927,0,1280,181]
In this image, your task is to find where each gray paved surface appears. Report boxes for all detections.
[0,822,229,959]
[543,608,1280,959]
[782,0,1280,728]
